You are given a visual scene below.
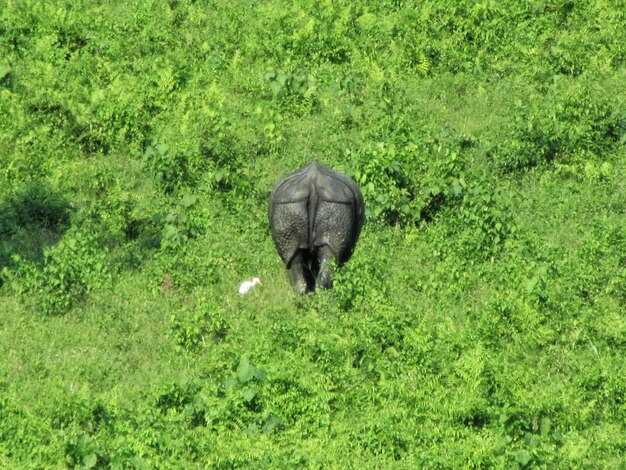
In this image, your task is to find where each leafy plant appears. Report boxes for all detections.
[350,142,413,225]
[7,229,110,315]
[169,297,229,351]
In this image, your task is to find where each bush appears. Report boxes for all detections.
[8,229,110,315]
[488,77,625,173]
[0,182,72,288]
[169,297,229,351]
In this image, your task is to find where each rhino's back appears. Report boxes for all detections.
[313,164,365,263]
[269,163,364,265]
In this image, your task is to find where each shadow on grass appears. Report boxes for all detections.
[0,183,72,277]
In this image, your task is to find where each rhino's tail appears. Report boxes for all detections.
[307,178,319,253]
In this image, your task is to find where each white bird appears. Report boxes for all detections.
[239,277,261,295]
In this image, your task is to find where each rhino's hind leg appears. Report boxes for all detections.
[288,251,313,294]
[315,245,335,290]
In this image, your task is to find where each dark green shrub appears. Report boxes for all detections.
[8,229,110,315]
[151,191,205,253]
[454,182,513,258]
[142,93,252,197]
[264,68,318,115]
[0,182,70,238]
[155,379,203,416]
[0,64,16,90]
[170,297,230,351]
[204,357,282,435]
[350,143,413,225]
[0,183,72,286]
[488,78,625,173]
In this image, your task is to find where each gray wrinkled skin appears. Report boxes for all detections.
[268,162,365,293]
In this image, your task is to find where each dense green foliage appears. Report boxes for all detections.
[1,0,625,467]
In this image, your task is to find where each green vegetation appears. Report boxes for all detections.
[1,0,625,467]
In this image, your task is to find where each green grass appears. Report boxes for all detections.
[1,0,625,467]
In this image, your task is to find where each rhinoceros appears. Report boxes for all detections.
[268,162,365,293]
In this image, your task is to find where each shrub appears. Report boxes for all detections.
[0,182,70,236]
[169,297,230,351]
[487,77,625,173]
[8,229,110,315]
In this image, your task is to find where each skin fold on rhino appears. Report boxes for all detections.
[268,162,365,293]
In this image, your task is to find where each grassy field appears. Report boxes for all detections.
[1,0,625,467]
